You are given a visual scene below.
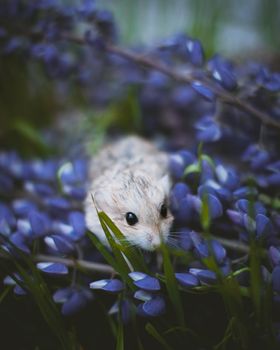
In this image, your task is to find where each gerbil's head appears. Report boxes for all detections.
[94,170,174,251]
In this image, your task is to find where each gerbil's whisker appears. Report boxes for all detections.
[167,237,180,249]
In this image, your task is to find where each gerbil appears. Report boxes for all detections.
[84,136,174,251]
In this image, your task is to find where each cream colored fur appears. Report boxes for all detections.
[84,136,173,250]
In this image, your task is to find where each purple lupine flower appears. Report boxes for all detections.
[137,296,166,317]
[37,262,68,275]
[129,272,160,291]
[90,279,124,293]
[175,273,199,288]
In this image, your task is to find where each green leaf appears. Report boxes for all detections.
[200,193,211,232]
[12,119,50,155]
[201,154,216,169]
[0,285,11,304]
[183,162,201,176]
[0,241,77,350]
[145,323,172,350]
[86,230,118,270]
[160,242,185,326]
[99,211,148,273]
[97,212,136,290]
[116,302,124,350]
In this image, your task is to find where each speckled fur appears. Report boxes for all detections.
[84,136,173,250]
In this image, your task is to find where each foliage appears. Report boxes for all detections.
[0,1,280,349]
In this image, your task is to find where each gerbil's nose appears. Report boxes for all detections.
[147,234,160,248]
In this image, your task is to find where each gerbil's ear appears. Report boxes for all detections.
[92,189,112,212]
[159,174,171,195]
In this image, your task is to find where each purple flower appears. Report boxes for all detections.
[12,199,37,217]
[68,211,86,241]
[44,234,75,254]
[195,116,221,142]
[177,228,193,251]
[0,203,16,227]
[170,182,190,209]
[186,39,204,66]
[175,273,199,288]
[10,232,30,254]
[37,262,69,275]
[29,211,50,237]
[60,289,92,316]
[255,214,272,237]
[169,151,195,179]
[138,296,166,317]
[189,268,217,285]
[129,272,160,291]
[90,279,124,293]
[269,246,280,267]
[45,197,71,211]
[191,81,215,102]
[212,65,237,91]
[227,209,244,226]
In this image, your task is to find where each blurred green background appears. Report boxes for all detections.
[1,0,279,155]
[104,0,280,57]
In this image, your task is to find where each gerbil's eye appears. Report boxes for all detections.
[160,204,168,218]
[125,212,138,226]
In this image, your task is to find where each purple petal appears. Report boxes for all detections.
[10,233,30,254]
[190,268,217,285]
[269,246,280,267]
[12,199,37,217]
[235,199,266,216]
[267,173,280,186]
[45,197,71,211]
[68,211,86,240]
[37,262,68,275]
[129,272,160,291]
[14,284,27,296]
[90,279,124,293]
[211,240,226,264]
[178,228,193,251]
[141,296,166,317]
[48,235,75,254]
[196,118,221,142]
[255,214,272,237]
[194,242,208,259]
[250,149,270,170]
[266,160,280,173]
[233,186,258,199]
[200,194,223,219]
[175,196,194,223]
[0,203,16,227]
[134,290,153,301]
[0,218,11,236]
[212,66,237,91]
[62,185,86,200]
[191,81,215,102]
[175,273,199,288]
[227,209,244,226]
[29,211,50,237]
[53,287,73,303]
[61,291,88,316]
[186,39,204,66]
[24,182,54,196]
[169,151,194,180]
[170,183,190,210]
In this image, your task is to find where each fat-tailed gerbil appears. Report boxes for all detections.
[84,136,174,250]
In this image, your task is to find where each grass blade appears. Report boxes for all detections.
[145,322,172,350]
[160,243,185,327]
